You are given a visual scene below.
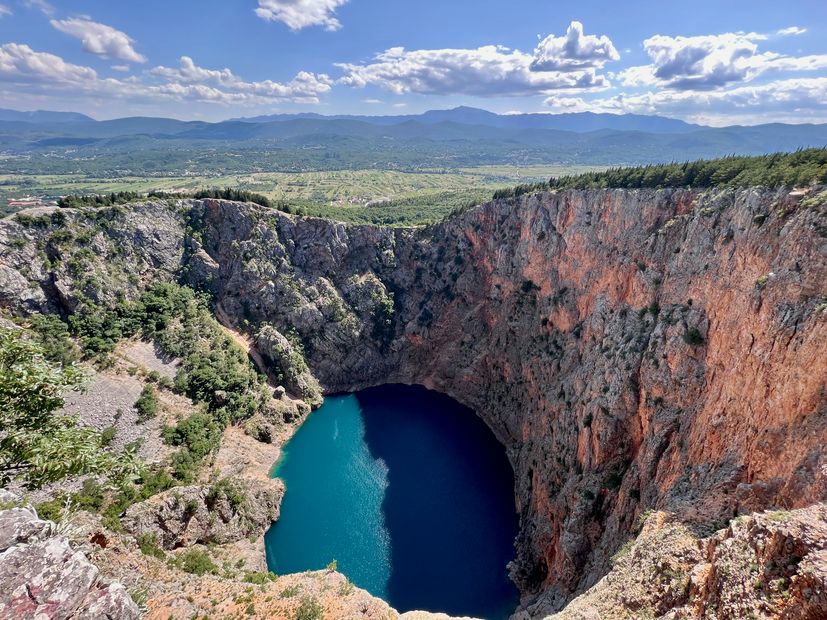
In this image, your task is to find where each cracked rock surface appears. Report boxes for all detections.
[0,506,139,620]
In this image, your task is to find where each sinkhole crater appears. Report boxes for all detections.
[265,384,520,619]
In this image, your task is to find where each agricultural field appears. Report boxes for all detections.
[0,165,607,224]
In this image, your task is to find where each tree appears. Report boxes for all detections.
[0,329,141,489]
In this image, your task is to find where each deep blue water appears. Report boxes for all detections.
[264,384,520,619]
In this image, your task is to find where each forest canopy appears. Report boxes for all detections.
[546,148,827,191]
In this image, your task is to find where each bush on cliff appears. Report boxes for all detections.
[162,412,224,481]
[134,385,159,421]
[170,547,218,576]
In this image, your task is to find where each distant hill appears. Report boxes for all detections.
[1,105,826,175]
[234,106,700,134]
[0,108,94,123]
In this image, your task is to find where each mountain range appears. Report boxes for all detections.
[1,106,825,174]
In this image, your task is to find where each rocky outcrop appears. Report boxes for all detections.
[0,506,139,619]
[544,503,827,620]
[122,477,283,549]
[1,189,825,615]
[256,325,323,406]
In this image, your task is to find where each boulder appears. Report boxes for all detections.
[0,507,139,620]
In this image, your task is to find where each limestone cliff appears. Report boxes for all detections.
[0,187,825,616]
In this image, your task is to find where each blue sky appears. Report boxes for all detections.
[0,0,825,124]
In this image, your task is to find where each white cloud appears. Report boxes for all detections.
[0,4,12,17]
[150,56,332,103]
[0,43,98,86]
[51,17,147,64]
[0,44,331,109]
[545,77,827,125]
[777,26,807,36]
[111,64,130,72]
[619,32,827,91]
[255,0,348,31]
[337,45,609,97]
[531,21,619,71]
[22,0,53,16]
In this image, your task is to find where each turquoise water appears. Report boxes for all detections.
[265,384,520,619]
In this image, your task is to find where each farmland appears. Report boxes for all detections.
[0,165,605,224]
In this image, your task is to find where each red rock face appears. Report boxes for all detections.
[1,189,824,614]
[190,189,826,612]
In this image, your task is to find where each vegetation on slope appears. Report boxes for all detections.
[51,185,490,226]
[15,280,280,527]
[58,187,274,210]
[491,149,827,200]
[64,283,269,481]
[546,148,827,191]
[0,328,139,489]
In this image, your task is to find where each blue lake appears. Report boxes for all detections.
[264,384,520,619]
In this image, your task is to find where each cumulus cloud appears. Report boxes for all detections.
[0,43,98,86]
[777,26,807,36]
[0,43,331,108]
[619,32,827,91]
[150,56,332,103]
[545,77,827,125]
[255,0,348,31]
[531,21,619,71]
[337,45,609,97]
[51,17,147,64]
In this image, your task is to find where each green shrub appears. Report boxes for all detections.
[100,426,117,446]
[279,585,300,599]
[243,571,277,585]
[101,466,176,531]
[58,191,143,209]
[682,327,704,346]
[73,479,105,511]
[172,547,218,576]
[27,314,79,366]
[35,498,65,522]
[137,533,166,559]
[293,596,323,620]
[163,413,223,481]
[134,385,158,421]
[59,282,267,482]
[206,478,246,513]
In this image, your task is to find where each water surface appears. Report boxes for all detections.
[265,384,519,619]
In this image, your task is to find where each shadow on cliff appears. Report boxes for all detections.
[357,384,520,620]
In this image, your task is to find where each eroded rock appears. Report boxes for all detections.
[122,477,283,549]
[0,507,139,620]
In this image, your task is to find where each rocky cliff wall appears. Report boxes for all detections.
[1,187,825,615]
